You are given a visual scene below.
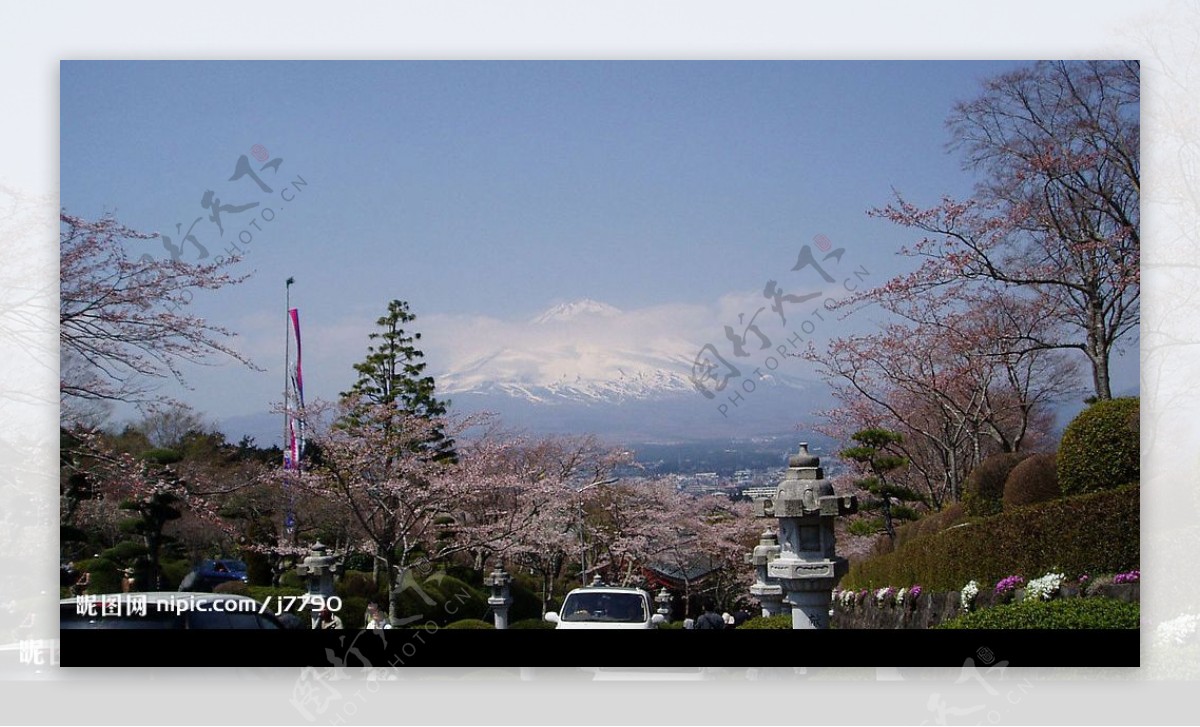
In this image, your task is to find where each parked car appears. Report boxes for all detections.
[544,582,665,630]
[60,592,297,629]
[178,559,249,592]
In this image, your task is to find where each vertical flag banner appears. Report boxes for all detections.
[288,307,306,468]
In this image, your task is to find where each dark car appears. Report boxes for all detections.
[60,593,295,629]
[178,559,249,592]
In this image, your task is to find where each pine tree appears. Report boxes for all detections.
[340,299,454,459]
[840,428,921,543]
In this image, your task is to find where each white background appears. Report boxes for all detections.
[1,0,1193,723]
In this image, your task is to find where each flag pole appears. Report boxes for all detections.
[284,277,294,467]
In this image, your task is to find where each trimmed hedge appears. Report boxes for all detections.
[508,618,557,630]
[1004,453,1060,508]
[936,597,1139,629]
[963,452,1029,517]
[842,484,1138,591]
[738,615,793,630]
[894,502,969,549]
[1058,397,1139,496]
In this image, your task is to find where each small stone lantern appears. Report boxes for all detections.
[655,587,673,621]
[296,542,342,621]
[484,563,513,630]
[753,443,857,629]
[746,530,785,617]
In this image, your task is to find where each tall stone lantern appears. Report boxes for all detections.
[484,563,513,630]
[753,443,857,629]
[296,542,342,619]
[655,587,673,621]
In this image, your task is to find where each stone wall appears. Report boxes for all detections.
[830,583,1140,629]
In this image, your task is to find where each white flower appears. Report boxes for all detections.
[1026,572,1065,600]
[961,580,979,610]
[895,587,907,607]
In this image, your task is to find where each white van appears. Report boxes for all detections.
[543,583,665,630]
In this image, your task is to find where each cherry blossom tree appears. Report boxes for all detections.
[60,212,256,412]
[806,296,1073,508]
[476,432,631,614]
[864,61,1139,400]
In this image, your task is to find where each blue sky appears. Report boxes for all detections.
[60,61,1138,436]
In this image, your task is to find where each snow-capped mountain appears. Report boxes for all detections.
[529,298,621,324]
[431,299,822,438]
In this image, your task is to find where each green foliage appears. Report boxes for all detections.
[75,557,122,594]
[937,597,1139,629]
[738,614,793,630]
[656,620,686,630]
[841,428,918,542]
[338,570,385,600]
[848,518,882,537]
[158,558,191,590]
[444,618,495,629]
[242,551,275,586]
[893,502,970,550]
[392,573,489,627]
[508,618,557,630]
[278,571,304,590]
[963,452,1029,517]
[842,484,1139,591]
[1004,453,1061,508]
[505,577,545,623]
[101,540,147,566]
[1058,397,1139,496]
[342,552,375,573]
[340,299,454,459]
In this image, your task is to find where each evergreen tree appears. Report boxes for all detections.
[340,299,454,459]
[840,428,921,543]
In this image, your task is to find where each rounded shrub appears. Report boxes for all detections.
[936,597,1138,629]
[1058,397,1140,496]
[963,452,1030,517]
[73,557,122,594]
[1004,453,1060,508]
[738,614,793,629]
[444,618,495,629]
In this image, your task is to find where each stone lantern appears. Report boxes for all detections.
[296,542,342,620]
[655,587,673,621]
[753,443,857,629]
[484,563,513,630]
[745,530,785,617]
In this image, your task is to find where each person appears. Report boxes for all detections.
[722,612,735,627]
[694,602,726,630]
[313,607,344,630]
[363,601,380,628]
[732,607,753,627]
[367,609,392,630]
[682,617,695,630]
[121,568,136,593]
[71,568,90,597]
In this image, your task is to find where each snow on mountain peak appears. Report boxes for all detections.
[531,299,622,324]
